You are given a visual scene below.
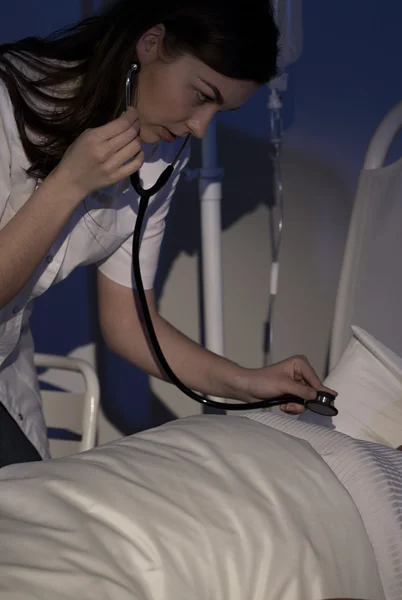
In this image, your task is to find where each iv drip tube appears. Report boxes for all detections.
[264,84,285,365]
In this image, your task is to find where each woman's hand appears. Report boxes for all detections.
[52,106,144,198]
[239,355,337,414]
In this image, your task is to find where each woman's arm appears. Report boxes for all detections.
[0,172,83,308]
[98,272,247,399]
[98,272,336,409]
[0,107,143,310]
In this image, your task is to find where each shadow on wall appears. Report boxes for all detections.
[271,142,351,371]
[99,122,276,436]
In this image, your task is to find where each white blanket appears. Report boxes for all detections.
[244,410,402,600]
[0,414,385,600]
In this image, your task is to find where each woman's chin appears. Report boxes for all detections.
[139,126,162,145]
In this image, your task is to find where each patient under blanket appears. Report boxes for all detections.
[0,413,399,600]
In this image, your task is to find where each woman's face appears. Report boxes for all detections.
[134,26,259,144]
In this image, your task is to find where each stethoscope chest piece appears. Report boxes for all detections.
[305,391,338,417]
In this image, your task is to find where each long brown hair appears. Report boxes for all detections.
[0,0,279,179]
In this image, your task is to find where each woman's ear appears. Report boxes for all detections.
[135,24,166,65]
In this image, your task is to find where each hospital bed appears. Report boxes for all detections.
[0,101,402,600]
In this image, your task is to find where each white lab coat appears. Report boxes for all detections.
[0,80,190,458]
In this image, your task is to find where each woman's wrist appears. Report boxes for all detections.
[215,362,254,402]
[45,166,87,208]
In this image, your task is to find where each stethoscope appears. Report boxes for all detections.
[125,63,337,417]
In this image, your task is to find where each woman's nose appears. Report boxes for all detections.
[186,108,216,139]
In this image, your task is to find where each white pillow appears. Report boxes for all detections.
[300,325,402,447]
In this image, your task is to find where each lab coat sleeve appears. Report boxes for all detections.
[97,144,190,290]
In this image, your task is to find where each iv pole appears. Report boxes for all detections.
[199,117,226,369]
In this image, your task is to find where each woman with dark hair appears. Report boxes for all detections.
[0,0,336,467]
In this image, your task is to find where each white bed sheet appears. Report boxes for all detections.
[0,414,384,600]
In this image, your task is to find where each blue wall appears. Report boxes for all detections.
[1,0,402,434]
[221,0,402,177]
[1,1,82,39]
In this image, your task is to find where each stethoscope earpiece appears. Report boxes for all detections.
[125,62,140,112]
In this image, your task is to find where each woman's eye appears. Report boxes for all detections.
[196,90,212,104]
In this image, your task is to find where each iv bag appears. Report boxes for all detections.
[272,0,303,69]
